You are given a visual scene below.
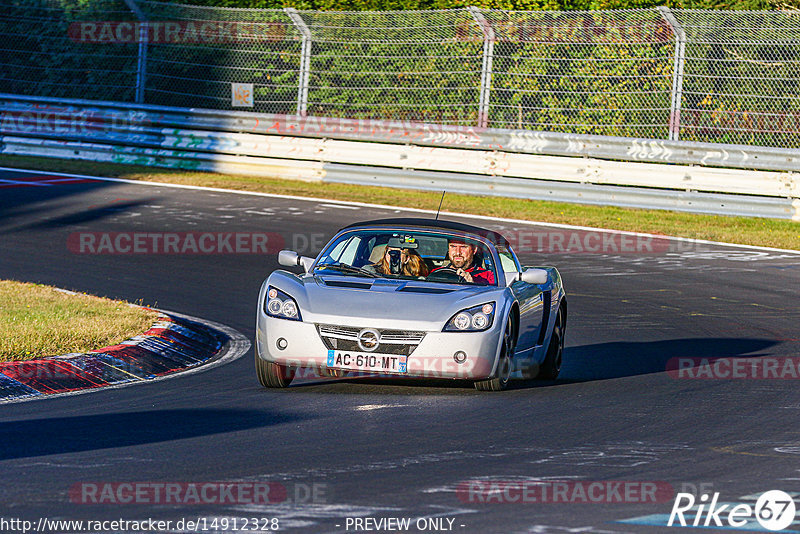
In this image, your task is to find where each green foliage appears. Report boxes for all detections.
[2,0,799,149]
[673,10,800,147]
[486,11,674,137]
[167,0,799,10]
[0,0,140,101]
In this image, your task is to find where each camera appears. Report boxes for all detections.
[388,249,401,274]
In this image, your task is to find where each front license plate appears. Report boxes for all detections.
[326,350,407,374]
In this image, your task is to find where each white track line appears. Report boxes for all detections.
[1,166,798,256]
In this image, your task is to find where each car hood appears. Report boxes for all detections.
[269,272,505,328]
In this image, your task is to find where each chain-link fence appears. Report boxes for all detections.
[1,1,799,147]
[675,10,800,147]
[0,0,140,102]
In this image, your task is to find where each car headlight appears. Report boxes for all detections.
[444,302,495,332]
[265,287,302,321]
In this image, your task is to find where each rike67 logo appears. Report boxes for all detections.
[668,490,797,531]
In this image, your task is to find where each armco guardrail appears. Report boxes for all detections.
[1,94,798,220]
[3,94,800,173]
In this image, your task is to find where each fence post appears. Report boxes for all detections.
[468,7,495,129]
[658,7,686,142]
[285,8,312,117]
[123,0,147,104]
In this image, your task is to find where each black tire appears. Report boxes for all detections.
[475,318,516,391]
[539,303,566,380]
[255,352,295,388]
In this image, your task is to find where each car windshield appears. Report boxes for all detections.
[313,230,498,286]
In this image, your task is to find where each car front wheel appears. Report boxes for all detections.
[474,318,515,392]
[255,353,295,388]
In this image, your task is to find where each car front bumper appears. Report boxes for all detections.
[256,313,502,380]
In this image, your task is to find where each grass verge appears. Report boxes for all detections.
[1,154,798,251]
[0,280,160,362]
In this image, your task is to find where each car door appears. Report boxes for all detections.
[498,245,544,355]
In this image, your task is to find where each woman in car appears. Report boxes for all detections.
[367,236,430,278]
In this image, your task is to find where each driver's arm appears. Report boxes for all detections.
[455,268,473,283]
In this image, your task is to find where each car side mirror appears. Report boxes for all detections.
[278,250,300,267]
[520,268,548,284]
[278,250,314,273]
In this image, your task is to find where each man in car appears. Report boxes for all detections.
[432,237,495,285]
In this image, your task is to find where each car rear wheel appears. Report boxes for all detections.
[255,353,295,388]
[474,318,515,391]
[538,303,566,380]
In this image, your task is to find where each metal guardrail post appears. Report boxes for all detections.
[468,7,495,129]
[123,0,147,104]
[659,7,686,142]
[285,8,312,117]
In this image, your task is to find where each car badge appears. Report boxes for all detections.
[357,328,381,352]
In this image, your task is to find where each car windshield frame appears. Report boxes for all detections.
[311,226,502,287]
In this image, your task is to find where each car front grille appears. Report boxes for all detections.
[317,324,425,356]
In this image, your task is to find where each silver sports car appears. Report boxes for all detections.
[255,218,566,391]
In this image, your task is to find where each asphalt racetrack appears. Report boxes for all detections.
[1,167,800,533]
